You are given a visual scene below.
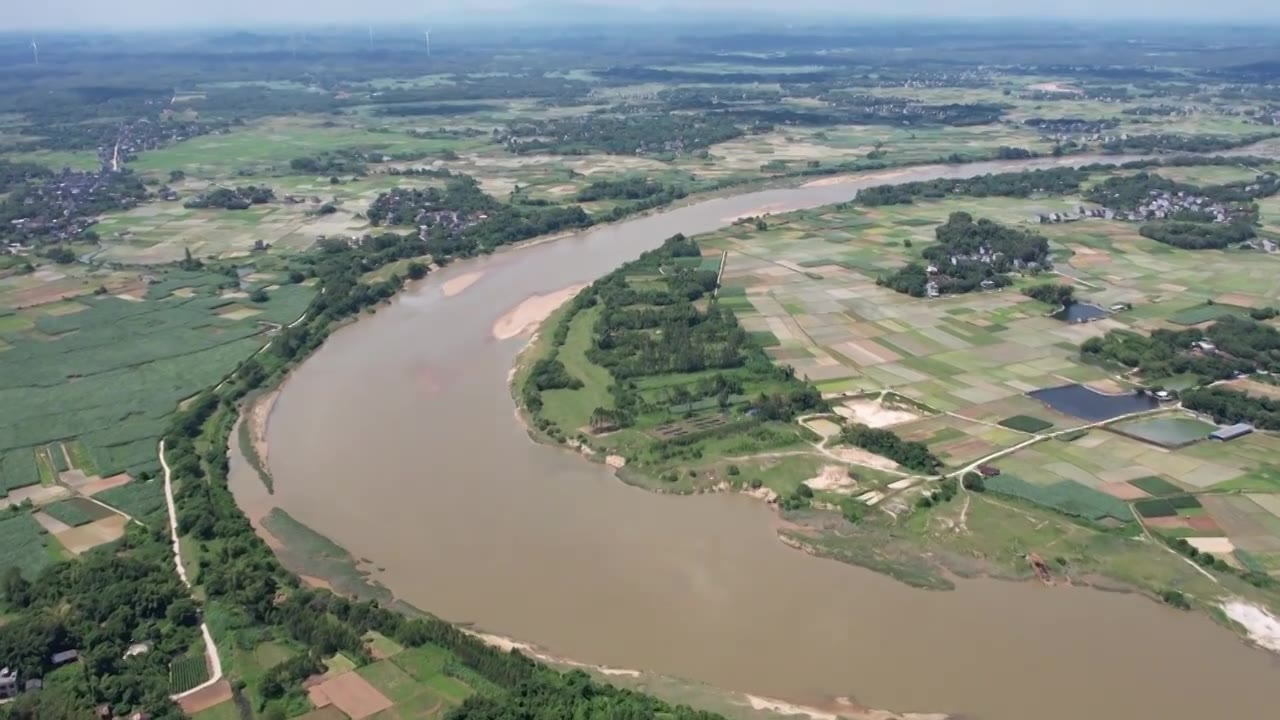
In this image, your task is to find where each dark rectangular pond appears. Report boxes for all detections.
[1052,303,1108,323]
[1028,383,1159,422]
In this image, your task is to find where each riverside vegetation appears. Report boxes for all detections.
[7,17,1280,720]
[514,156,1280,629]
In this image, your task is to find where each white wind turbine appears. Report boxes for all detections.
[30,39,39,65]
[424,28,432,57]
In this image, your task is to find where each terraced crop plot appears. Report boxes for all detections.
[1167,303,1251,326]
[1130,475,1186,497]
[651,414,734,439]
[984,474,1132,523]
[170,654,211,694]
[42,497,115,527]
[94,481,167,518]
[1135,495,1203,519]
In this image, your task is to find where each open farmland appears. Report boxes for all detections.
[0,266,313,485]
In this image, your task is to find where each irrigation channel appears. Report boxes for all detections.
[230,151,1280,720]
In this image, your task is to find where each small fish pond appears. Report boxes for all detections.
[1052,302,1108,323]
[1028,383,1159,422]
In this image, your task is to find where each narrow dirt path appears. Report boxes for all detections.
[159,439,225,699]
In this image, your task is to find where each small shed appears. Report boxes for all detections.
[1210,423,1253,442]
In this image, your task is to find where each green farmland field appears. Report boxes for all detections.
[0,273,311,479]
[169,654,211,694]
[0,513,53,579]
[42,498,115,527]
[985,475,1132,522]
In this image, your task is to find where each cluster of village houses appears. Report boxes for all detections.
[1036,188,1246,225]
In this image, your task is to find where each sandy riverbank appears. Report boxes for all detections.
[441,271,484,297]
[801,168,918,188]
[248,390,279,470]
[492,284,587,340]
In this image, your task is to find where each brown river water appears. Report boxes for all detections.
[230,154,1280,720]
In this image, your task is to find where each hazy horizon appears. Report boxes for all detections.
[9,0,1280,32]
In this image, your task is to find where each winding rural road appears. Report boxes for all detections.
[159,439,225,699]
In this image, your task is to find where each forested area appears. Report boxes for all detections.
[1182,386,1280,429]
[575,176,686,202]
[840,424,942,473]
[183,185,276,210]
[521,234,823,444]
[878,212,1050,297]
[1081,315,1280,379]
[0,160,53,193]
[1100,132,1280,154]
[856,167,1089,206]
[0,532,199,720]
[367,175,598,258]
[496,114,745,156]
[1023,282,1076,306]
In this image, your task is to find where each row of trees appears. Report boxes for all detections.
[857,167,1090,206]
[497,113,745,156]
[839,423,942,473]
[183,185,275,210]
[1081,315,1280,379]
[1182,386,1280,430]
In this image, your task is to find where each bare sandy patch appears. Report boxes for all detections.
[55,515,126,554]
[311,672,392,719]
[217,305,262,321]
[441,271,484,297]
[1222,600,1280,653]
[300,574,335,591]
[249,390,279,471]
[81,473,132,496]
[605,455,626,469]
[492,284,587,340]
[802,167,918,188]
[1099,481,1149,500]
[723,202,789,223]
[804,465,858,494]
[1028,81,1082,94]
[1185,537,1235,555]
[828,446,900,471]
[801,417,842,439]
[177,679,232,715]
[1226,378,1280,401]
[834,398,923,428]
[33,511,74,534]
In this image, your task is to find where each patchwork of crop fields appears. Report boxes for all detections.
[699,184,1280,573]
[0,264,314,506]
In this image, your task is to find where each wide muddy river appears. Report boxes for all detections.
[231,154,1280,720]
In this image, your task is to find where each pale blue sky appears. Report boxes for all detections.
[8,0,1280,30]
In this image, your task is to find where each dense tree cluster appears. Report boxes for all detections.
[856,167,1089,206]
[839,424,942,473]
[0,160,53,193]
[497,114,744,156]
[1101,132,1279,154]
[289,150,369,175]
[520,234,823,442]
[366,175,593,257]
[1081,315,1280,379]
[183,185,275,210]
[1023,282,1076,306]
[878,212,1050,297]
[0,542,196,720]
[1182,386,1280,430]
[575,177,686,202]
